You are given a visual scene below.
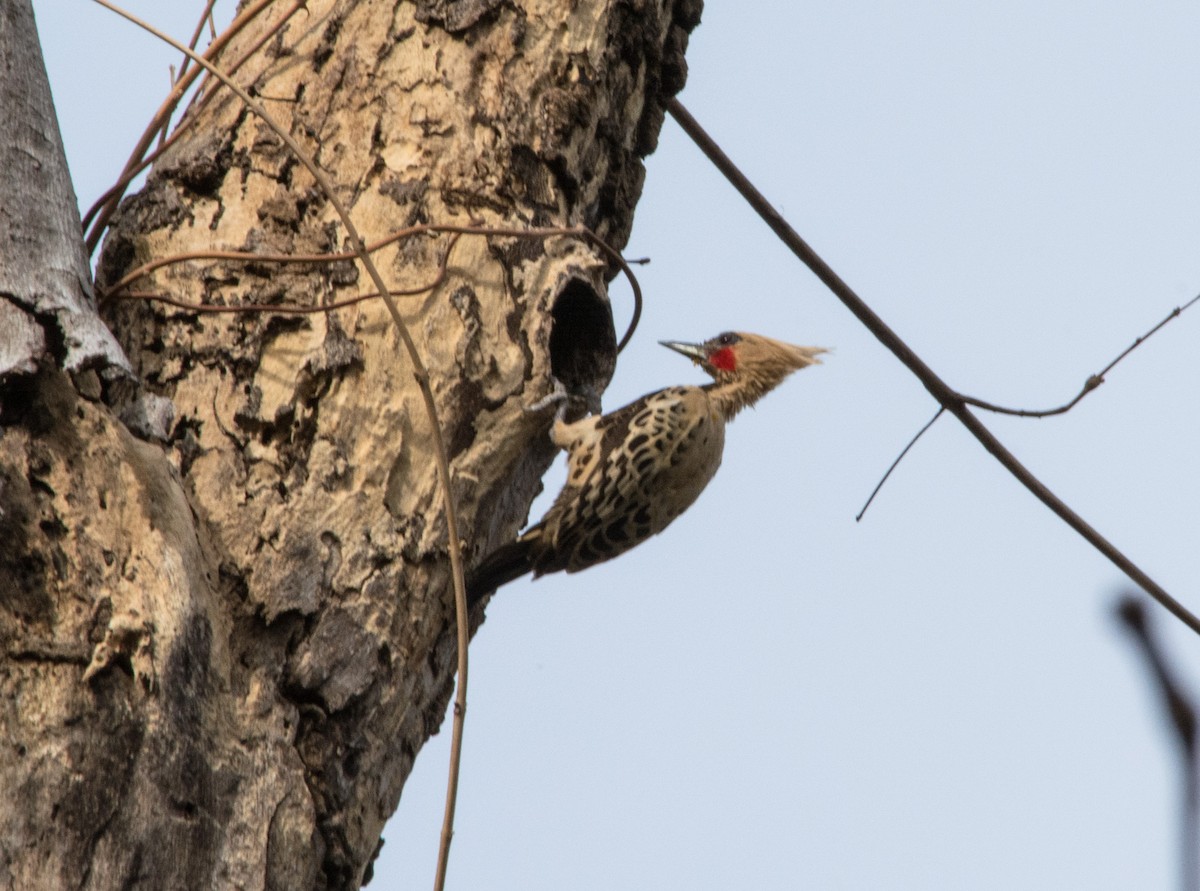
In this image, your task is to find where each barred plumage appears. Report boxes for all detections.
[467,332,826,605]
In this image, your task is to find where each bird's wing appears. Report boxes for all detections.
[531,386,720,574]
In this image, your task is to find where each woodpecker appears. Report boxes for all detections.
[467,331,826,605]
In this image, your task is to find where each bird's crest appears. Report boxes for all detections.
[662,332,826,419]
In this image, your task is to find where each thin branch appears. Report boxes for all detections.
[962,294,1200,417]
[162,0,220,146]
[102,235,457,309]
[83,0,289,251]
[855,290,1193,513]
[666,96,1200,636]
[90,5,470,888]
[83,1,306,244]
[115,234,463,315]
[856,408,944,522]
[101,223,644,352]
[183,0,305,117]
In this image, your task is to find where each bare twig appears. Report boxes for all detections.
[161,0,220,147]
[666,96,1200,636]
[101,235,455,306]
[856,408,944,522]
[961,294,1200,417]
[856,294,1196,514]
[83,0,289,252]
[1116,595,1199,891]
[83,1,306,243]
[101,223,644,352]
[183,0,305,117]
[115,234,463,315]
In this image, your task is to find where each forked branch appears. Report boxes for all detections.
[666,96,1200,636]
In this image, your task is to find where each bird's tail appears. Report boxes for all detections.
[466,538,535,607]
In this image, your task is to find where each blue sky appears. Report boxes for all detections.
[35,2,1200,888]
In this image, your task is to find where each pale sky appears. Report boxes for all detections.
[34,2,1200,888]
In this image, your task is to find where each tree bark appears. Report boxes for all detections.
[0,0,700,888]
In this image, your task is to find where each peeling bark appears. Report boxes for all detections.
[0,0,701,887]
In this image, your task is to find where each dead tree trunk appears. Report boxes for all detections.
[0,0,700,888]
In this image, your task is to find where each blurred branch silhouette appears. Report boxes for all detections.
[1116,595,1199,891]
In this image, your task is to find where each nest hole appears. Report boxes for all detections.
[549,279,616,403]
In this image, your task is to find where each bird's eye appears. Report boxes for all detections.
[715,332,739,347]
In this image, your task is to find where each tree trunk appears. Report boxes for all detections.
[0,0,700,888]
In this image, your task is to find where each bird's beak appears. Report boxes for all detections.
[659,340,707,364]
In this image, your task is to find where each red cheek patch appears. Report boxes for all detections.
[708,346,737,372]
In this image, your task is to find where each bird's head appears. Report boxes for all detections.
[659,331,827,416]
[660,331,826,381]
